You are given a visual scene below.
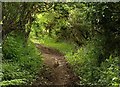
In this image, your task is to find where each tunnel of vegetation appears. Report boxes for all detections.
[1,2,120,86]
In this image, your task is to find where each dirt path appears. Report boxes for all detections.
[32,44,79,86]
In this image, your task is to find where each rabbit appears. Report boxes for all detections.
[53,59,59,68]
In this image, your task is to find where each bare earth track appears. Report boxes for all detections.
[32,44,79,86]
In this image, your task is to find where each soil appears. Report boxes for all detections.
[31,43,79,86]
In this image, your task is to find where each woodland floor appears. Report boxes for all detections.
[32,43,79,86]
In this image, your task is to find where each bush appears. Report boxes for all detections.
[66,36,120,86]
[2,32,43,86]
[99,56,119,86]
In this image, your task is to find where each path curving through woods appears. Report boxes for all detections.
[32,43,79,86]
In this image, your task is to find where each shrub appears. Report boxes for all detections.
[66,36,120,86]
[98,56,120,86]
[2,32,25,60]
[2,32,43,86]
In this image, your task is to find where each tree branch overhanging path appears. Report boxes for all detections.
[32,43,79,86]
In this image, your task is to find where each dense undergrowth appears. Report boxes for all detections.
[66,36,120,86]
[1,32,43,86]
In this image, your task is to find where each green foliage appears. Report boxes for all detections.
[99,56,119,86]
[3,33,24,60]
[0,79,26,86]
[2,32,43,86]
[89,2,120,55]
[66,37,120,86]
[2,2,36,38]
[2,2,120,86]
[68,3,91,42]
[31,35,76,54]
[30,3,91,46]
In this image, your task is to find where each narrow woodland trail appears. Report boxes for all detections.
[32,44,79,86]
